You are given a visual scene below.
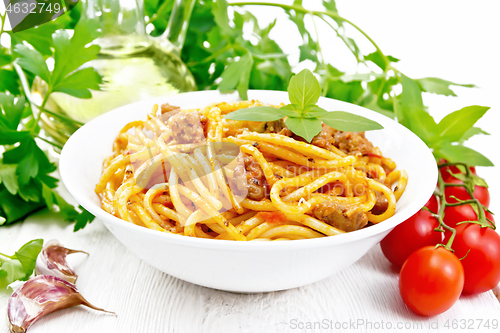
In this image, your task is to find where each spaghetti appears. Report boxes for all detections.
[96,101,408,241]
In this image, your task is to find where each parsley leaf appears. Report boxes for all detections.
[74,206,96,232]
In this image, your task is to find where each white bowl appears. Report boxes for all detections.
[60,90,437,293]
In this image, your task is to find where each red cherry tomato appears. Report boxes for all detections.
[438,159,476,182]
[381,195,442,268]
[445,223,500,295]
[444,177,490,208]
[399,246,464,316]
[443,205,494,229]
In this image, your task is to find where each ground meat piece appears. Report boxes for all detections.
[233,153,268,201]
[167,111,205,144]
[309,123,375,156]
[263,119,287,133]
[160,103,181,114]
[371,191,388,215]
[313,201,368,232]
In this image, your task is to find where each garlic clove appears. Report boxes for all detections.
[34,240,88,284]
[8,275,111,333]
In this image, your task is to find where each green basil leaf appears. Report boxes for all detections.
[14,45,51,84]
[318,111,383,132]
[14,239,43,273]
[285,117,322,143]
[416,77,475,97]
[435,143,493,167]
[303,105,329,118]
[224,106,289,121]
[287,69,321,110]
[459,127,490,144]
[436,105,489,143]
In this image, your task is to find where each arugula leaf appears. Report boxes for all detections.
[219,53,253,99]
[364,51,399,71]
[224,106,292,121]
[435,105,489,142]
[459,127,489,144]
[285,117,322,143]
[288,69,321,110]
[0,239,43,289]
[416,77,475,97]
[435,142,494,167]
[318,111,384,132]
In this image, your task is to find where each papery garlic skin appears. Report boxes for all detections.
[35,240,87,283]
[8,275,109,333]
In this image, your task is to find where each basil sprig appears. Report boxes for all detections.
[224,69,383,142]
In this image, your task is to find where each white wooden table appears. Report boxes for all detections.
[1,210,500,333]
[2,1,500,332]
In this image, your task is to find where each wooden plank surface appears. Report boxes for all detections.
[1,211,499,333]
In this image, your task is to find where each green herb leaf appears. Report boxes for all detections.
[14,239,43,272]
[288,69,321,110]
[396,74,425,128]
[285,117,322,142]
[435,143,494,167]
[364,51,399,71]
[436,105,489,143]
[219,53,253,99]
[74,206,96,231]
[318,111,383,132]
[303,106,329,118]
[14,45,51,84]
[52,67,102,98]
[0,93,25,130]
[224,106,291,121]
[458,127,489,144]
[0,239,43,289]
[416,77,475,97]
[0,164,19,195]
